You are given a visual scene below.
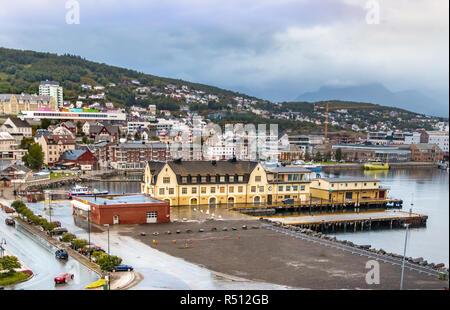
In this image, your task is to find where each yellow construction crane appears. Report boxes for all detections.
[314,102,373,143]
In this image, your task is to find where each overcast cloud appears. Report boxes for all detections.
[0,0,448,109]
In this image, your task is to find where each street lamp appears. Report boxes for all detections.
[400,223,410,290]
[104,224,110,290]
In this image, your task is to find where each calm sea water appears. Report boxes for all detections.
[78,168,449,267]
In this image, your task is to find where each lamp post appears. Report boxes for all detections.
[88,208,91,261]
[400,223,410,290]
[104,224,110,290]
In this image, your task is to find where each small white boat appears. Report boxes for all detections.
[303,162,322,172]
[69,185,108,196]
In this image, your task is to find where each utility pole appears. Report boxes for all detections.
[400,223,410,290]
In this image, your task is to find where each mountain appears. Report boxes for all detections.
[296,83,448,117]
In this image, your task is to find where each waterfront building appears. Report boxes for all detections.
[110,142,171,169]
[0,93,57,115]
[410,143,444,162]
[425,131,449,156]
[71,194,170,225]
[310,177,387,203]
[331,144,411,162]
[39,81,63,107]
[56,149,98,170]
[141,159,311,207]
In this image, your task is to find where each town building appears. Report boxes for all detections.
[0,117,33,142]
[37,133,76,165]
[39,81,64,107]
[56,149,98,170]
[410,143,444,162]
[0,94,57,115]
[110,142,171,169]
[310,177,387,203]
[0,131,27,161]
[71,194,170,225]
[141,160,311,207]
[19,110,126,121]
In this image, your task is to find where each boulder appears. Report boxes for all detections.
[140,232,146,236]
[242,225,248,230]
[222,227,228,231]
[199,229,204,232]
[231,227,237,231]
[176,230,181,234]
[152,232,159,236]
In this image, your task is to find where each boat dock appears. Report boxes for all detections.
[264,210,428,232]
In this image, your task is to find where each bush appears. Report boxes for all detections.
[0,256,21,271]
[11,200,26,213]
[97,254,122,272]
[61,232,76,243]
[72,238,88,250]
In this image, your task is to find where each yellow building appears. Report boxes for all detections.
[0,94,57,115]
[37,134,76,165]
[309,177,387,204]
[141,160,312,207]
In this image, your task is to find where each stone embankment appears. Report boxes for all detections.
[266,218,449,276]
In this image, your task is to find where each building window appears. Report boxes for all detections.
[229,176,235,182]
[211,176,216,183]
[300,185,305,191]
[220,176,225,182]
[238,186,243,193]
[286,186,291,191]
[192,176,197,183]
[331,184,334,187]
[259,186,264,192]
[210,187,216,193]
[201,187,206,194]
[229,186,234,193]
[220,187,225,193]
[191,187,197,194]
[293,185,298,191]
[159,188,165,195]
[182,187,187,194]
[238,175,243,182]
[255,176,261,182]
[169,188,174,195]
[181,177,187,183]
[201,176,207,183]
[251,186,256,193]
[163,177,170,184]
[278,186,283,191]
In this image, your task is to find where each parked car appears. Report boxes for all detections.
[51,221,62,228]
[55,249,68,259]
[54,272,74,284]
[114,265,134,272]
[88,244,105,254]
[48,227,68,236]
[5,217,15,226]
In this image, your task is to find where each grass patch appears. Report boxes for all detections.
[50,172,74,179]
[0,271,31,286]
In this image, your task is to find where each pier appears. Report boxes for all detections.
[264,210,428,232]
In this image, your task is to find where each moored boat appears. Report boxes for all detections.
[364,161,389,170]
[68,185,108,196]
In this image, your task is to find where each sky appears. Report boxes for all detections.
[0,0,448,111]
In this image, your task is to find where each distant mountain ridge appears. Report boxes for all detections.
[296,83,448,117]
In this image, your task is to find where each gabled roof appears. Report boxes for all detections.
[163,160,258,176]
[59,149,88,160]
[7,117,31,128]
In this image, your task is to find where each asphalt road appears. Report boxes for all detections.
[0,205,99,290]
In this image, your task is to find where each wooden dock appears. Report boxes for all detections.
[264,210,428,232]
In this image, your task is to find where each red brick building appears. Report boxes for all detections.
[410,143,444,162]
[71,194,170,225]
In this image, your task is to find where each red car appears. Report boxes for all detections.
[54,272,74,284]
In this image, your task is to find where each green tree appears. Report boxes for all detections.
[325,151,332,162]
[20,137,35,150]
[72,239,88,250]
[0,256,21,271]
[61,232,77,243]
[314,151,322,162]
[150,136,160,141]
[76,121,83,136]
[304,151,311,161]
[97,254,122,272]
[134,132,141,140]
[23,143,44,170]
[40,119,51,129]
[335,148,343,161]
